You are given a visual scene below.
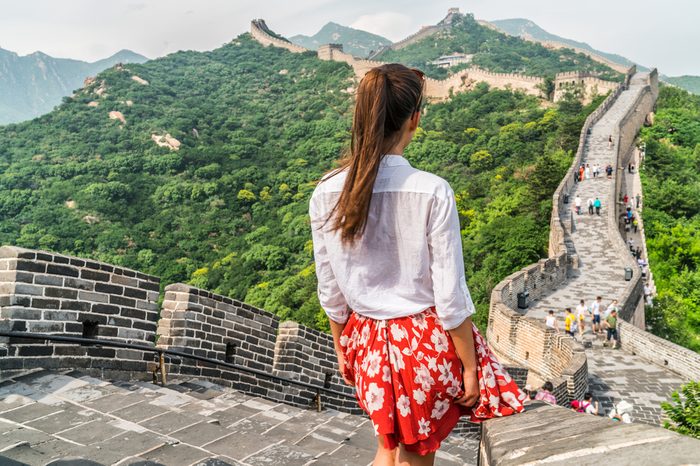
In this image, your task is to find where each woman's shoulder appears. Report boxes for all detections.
[398,167,454,198]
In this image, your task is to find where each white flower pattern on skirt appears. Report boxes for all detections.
[339,307,526,455]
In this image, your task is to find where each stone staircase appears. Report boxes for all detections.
[0,369,478,465]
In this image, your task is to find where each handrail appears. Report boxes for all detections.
[0,331,354,410]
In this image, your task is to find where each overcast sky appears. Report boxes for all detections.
[0,0,697,76]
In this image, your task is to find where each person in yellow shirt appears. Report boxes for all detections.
[564,308,577,337]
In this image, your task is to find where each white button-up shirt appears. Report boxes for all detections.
[309,154,475,330]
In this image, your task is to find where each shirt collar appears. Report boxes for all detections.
[380,154,411,168]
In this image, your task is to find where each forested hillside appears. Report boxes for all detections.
[640,86,700,351]
[376,13,620,80]
[0,32,598,331]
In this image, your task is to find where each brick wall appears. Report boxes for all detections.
[273,321,360,412]
[487,302,587,405]
[156,283,362,412]
[619,321,700,381]
[609,73,657,325]
[0,245,160,378]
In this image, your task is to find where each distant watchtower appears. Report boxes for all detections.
[318,43,344,61]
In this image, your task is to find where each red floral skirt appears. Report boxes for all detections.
[339,307,526,455]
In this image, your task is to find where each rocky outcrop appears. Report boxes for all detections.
[151,133,181,151]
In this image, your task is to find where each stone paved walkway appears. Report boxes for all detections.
[525,74,685,427]
[0,370,478,465]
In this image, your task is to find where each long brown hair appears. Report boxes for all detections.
[324,63,424,245]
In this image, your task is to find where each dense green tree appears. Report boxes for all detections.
[640,85,700,352]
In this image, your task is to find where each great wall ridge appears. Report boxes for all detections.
[486,64,700,420]
[250,13,617,104]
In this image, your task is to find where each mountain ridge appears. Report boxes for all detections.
[0,47,148,125]
[290,22,391,58]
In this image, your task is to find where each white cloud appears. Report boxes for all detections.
[350,12,414,41]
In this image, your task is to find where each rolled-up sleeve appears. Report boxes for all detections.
[427,183,475,330]
[309,193,349,324]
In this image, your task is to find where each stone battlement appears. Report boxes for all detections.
[251,15,623,105]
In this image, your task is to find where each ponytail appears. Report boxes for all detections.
[324,64,424,245]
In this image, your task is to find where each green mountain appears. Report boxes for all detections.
[0,48,148,125]
[490,18,639,70]
[374,12,621,80]
[663,76,700,95]
[0,31,598,331]
[290,22,391,57]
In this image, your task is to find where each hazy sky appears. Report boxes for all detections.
[0,0,697,76]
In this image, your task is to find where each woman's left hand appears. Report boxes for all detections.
[455,370,480,407]
[336,350,354,386]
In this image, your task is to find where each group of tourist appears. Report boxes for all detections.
[546,297,620,348]
[576,162,615,183]
[574,195,603,216]
[529,382,633,423]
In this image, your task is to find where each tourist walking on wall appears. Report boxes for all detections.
[608,134,614,149]
[575,195,582,215]
[603,310,619,349]
[534,381,557,405]
[592,163,600,178]
[591,296,603,334]
[545,310,559,332]
[584,164,591,180]
[588,198,594,215]
[606,164,613,179]
[311,64,525,465]
[579,165,585,182]
[632,217,638,233]
[576,300,589,336]
[564,308,577,337]
[594,197,602,215]
[635,193,641,208]
[605,299,619,318]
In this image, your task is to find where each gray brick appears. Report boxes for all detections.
[14,283,44,296]
[78,290,109,303]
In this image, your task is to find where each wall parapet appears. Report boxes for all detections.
[0,245,160,378]
[480,401,700,465]
[619,321,700,381]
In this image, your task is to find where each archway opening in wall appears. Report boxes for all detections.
[81,320,99,344]
[225,342,237,363]
[324,371,333,388]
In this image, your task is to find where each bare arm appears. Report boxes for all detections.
[446,317,479,407]
[329,318,354,386]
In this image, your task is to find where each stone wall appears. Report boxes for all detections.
[252,19,552,102]
[619,321,700,381]
[487,301,587,404]
[0,245,160,378]
[549,69,631,259]
[250,19,309,54]
[610,72,656,325]
[0,259,359,412]
[479,401,700,465]
[486,71,632,402]
[553,72,620,104]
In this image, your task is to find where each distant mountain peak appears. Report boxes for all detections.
[0,47,148,125]
[290,21,391,58]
